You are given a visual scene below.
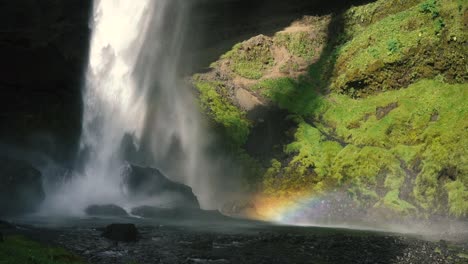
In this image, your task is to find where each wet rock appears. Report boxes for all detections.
[131,206,227,221]
[222,200,259,218]
[102,224,139,242]
[0,158,45,216]
[121,163,199,209]
[85,204,128,217]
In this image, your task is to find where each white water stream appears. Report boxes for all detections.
[43,0,228,215]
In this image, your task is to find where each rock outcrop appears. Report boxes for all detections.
[194,0,468,220]
[121,164,200,209]
[0,158,45,216]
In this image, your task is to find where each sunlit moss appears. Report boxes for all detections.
[261,79,467,216]
[275,32,316,60]
[222,37,274,80]
[193,78,251,147]
[333,0,467,94]
[193,0,467,218]
[377,190,417,214]
[445,180,468,217]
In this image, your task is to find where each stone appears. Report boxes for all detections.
[0,158,45,216]
[121,163,200,209]
[221,200,259,218]
[85,204,128,217]
[102,223,139,242]
[0,232,3,242]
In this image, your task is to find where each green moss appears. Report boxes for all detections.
[343,0,422,37]
[260,78,466,216]
[378,190,417,214]
[275,32,316,60]
[194,78,251,146]
[445,180,468,217]
[254,77,326,116]
[419,0,440,18]
[391,144,421,165]
[0,235,83,264]
[286,121,343,179]
[333,0,467,94]
[194,0,467,218]
[223,38,274,80]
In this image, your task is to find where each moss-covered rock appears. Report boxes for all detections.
[331,0,467,97]
[193,0,468,220]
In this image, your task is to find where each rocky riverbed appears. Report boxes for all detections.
[3,216,468,264]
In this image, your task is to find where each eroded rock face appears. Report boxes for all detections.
[121,164,200,209]
[0,0,92,162]
[0,158,45,216]
[85,204,128,217]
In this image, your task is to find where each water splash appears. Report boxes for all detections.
[42,0,228,215]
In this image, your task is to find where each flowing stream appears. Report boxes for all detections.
[43,0,227,214]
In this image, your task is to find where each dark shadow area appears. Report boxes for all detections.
[0,0,93,165]
[189,0,376,73]
[241,11,348,164]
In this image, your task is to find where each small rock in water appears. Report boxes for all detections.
[102,223,139,242]
[85,204,128,217]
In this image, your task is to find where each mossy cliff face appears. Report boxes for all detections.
[193,0,468,220]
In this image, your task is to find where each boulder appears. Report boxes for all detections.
[102,223,138,242]
[121,164,200,209]
[0,158,45,216]
[221,200,259,219]
[85,204,128,217]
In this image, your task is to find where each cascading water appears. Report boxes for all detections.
[42,0,232,215]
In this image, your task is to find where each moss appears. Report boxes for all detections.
[275,32,316,60]
[445,180,468,217]
[0,235,83,264]
[285,121,343,180]
[333,0,467,95]
[259,79,466,216]
[391,144,421,165]
[254,77,326,116]
[222,37,274,80]
[194,78,251,147]
[377,190,417,214]
[343,0,422,37]
[193,0,467,218]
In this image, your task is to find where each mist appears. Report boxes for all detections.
[40,0,242,216]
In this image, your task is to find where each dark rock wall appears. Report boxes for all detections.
[0,0,92,163]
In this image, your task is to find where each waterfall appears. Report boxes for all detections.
[42,0,229,215]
